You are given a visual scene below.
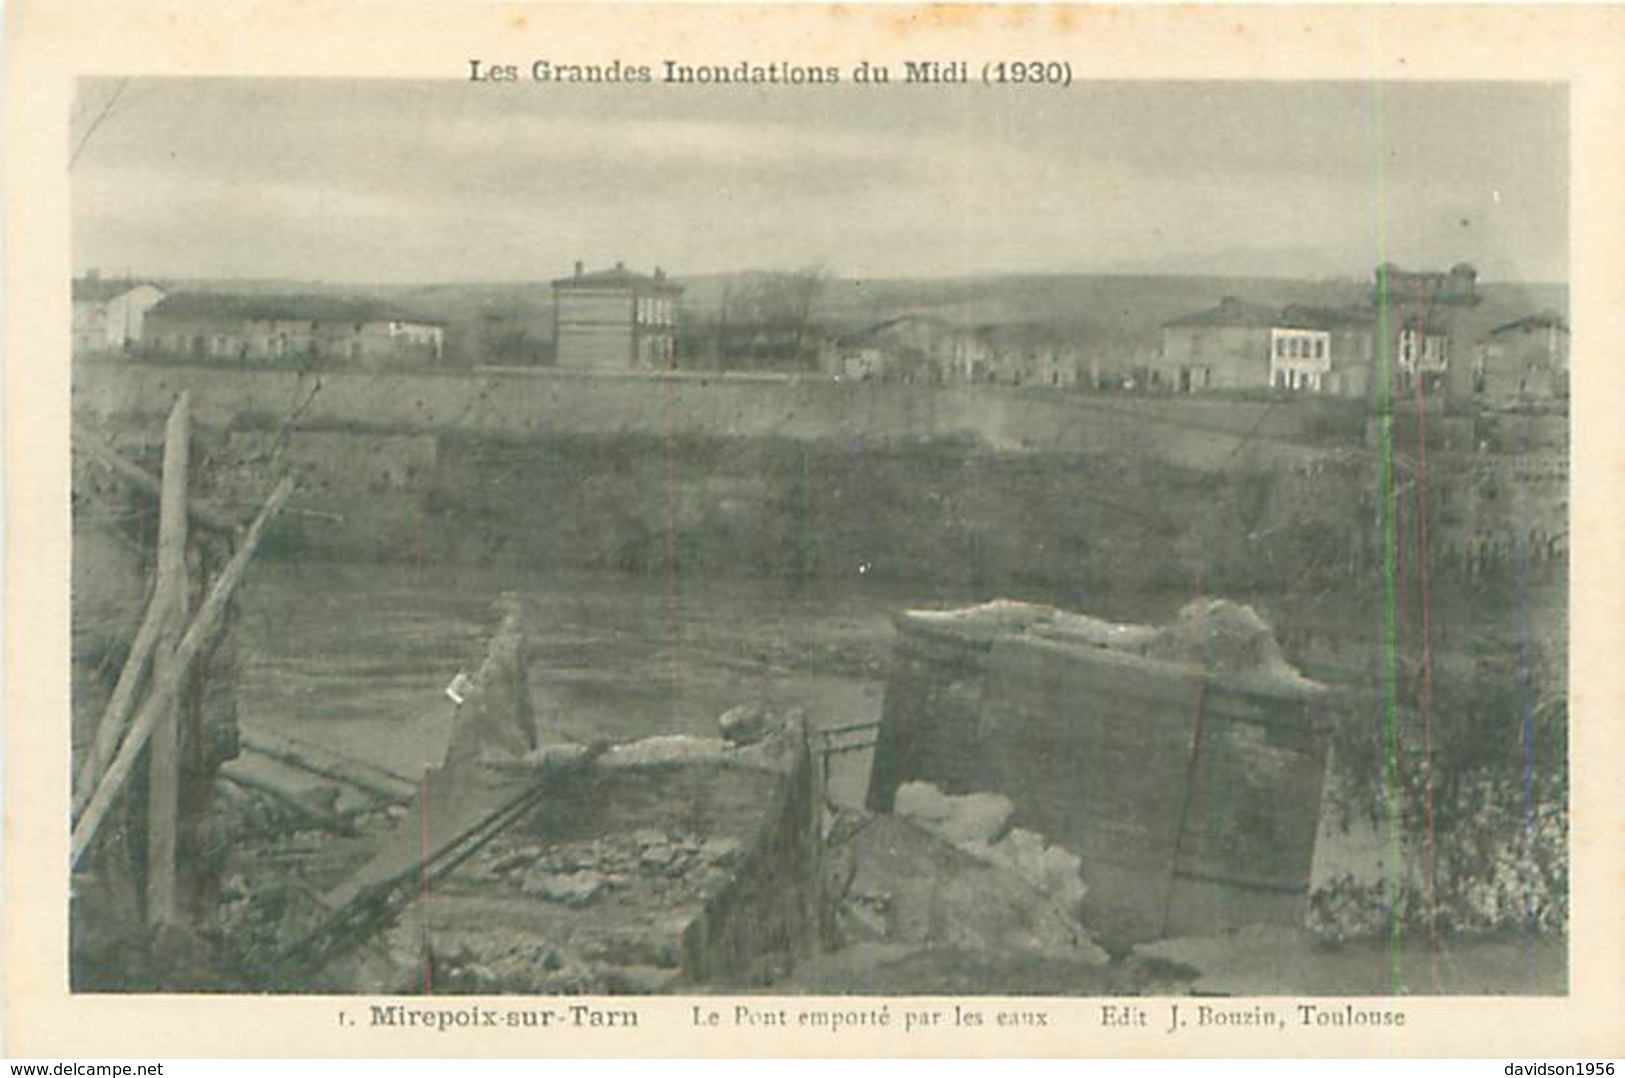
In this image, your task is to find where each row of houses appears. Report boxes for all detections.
[1153,263,1568,407]
[72,276,446,367]
[74,261,1568,410]
[826,263,1568,409]
[71,262,678,372]
[822,316,1142,389]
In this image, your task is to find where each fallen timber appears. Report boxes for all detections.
[73,398,201,817]
[240,731,417,804]
[72,475,295,867]
[220,770,357,836]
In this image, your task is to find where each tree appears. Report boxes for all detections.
[719,266,830,371]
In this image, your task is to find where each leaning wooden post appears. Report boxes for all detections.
[73,593,163,817]
[72,477,294,869]
[146,393,191,927]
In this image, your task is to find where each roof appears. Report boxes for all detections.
[1274,304,1375,331]
[552,264,683,292]
[837,314,993,348]
[148,292,444,326]
[1163,297,1279,330]
[1372,262,1480,306]
[1490,312,1569,336]
[73,277,162,303]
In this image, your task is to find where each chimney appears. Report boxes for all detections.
[574,260,584,278]
[654,266,665,282]
[615,260,625,272]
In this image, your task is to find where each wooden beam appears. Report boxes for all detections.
[240,733,415,804]
[146,394,190,927]
[219,771,352,836]
[72,477,294,868]
[73,588,163,817]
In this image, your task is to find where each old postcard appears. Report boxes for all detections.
[6,0,1624,1059]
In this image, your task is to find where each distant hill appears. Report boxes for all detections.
[148,272,1568,366]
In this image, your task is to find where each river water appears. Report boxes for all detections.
[233,559,1565,866]
[233,560,955,801]
[232,559,1253,809]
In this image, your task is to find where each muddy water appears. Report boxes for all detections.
[231,561,1566,992]
[234,561,942,802]
[234,560,1563,841]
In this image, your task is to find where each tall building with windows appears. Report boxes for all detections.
[1371,262,1480,401]
[551,262,682,371]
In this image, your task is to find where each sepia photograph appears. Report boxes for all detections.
[61,72,1573,1003]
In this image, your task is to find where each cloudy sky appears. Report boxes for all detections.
[71,78,1567,284]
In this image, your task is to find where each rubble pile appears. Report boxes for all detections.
[1138,598,1316,688]
[460,827,749,910]
[911,596,1318,690]
[408,825,759,994]
[892,781,1088,918]
[832,809,1107,963]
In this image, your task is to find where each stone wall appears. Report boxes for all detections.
[679,725,830,985]
[77,359,1563,598]
[77,358,1360,469]
[866,603,1334,948]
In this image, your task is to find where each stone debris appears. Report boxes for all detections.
[471,825,750,909]
[987,827,1087,918]
[514,743,592,771]
[838,813,1108,963]
[520,868,606,907]
[599,735,732,769]
[717,702,807,747]
[905,597,1323,691]
[894,782,1014,846]
[491,846,542,874]
[893,781,1087,919]
[1139,598,1317,688]
[718,703,773,745]
[421,935,687,996]
[699,836,745,866]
